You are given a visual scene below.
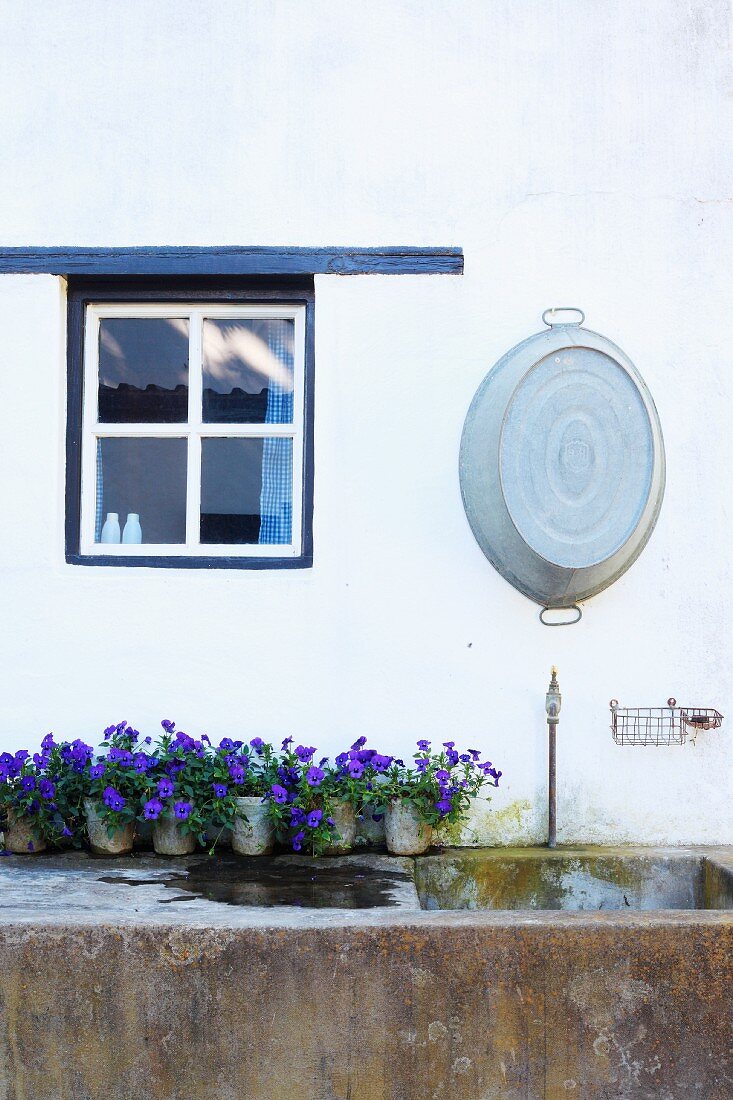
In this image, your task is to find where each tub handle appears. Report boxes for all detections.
[539,605,583,626]
[542,307,585,327]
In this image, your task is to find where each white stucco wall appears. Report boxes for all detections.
[0,0,731,844]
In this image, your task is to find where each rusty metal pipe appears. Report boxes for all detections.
[545,667,561,849]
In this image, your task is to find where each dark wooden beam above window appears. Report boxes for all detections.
[0,245,463,277]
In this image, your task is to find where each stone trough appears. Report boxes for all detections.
[1,846,732,1099]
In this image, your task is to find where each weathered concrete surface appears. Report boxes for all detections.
[1,850,733,1099]
[417,845,733,911]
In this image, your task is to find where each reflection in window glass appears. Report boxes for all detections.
[202,318,294,424]
[95,438,187,543]
[200,437,293,544]
[98,318,189,423]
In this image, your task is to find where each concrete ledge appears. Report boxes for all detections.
[1,850,732,1098]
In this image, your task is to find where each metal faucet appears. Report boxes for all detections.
[545,666,562,848]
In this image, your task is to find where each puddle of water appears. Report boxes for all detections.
[99,854,410,909]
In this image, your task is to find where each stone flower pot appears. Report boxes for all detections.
[3,807,47,854]
[323,800,357,856]
[84,799,134,856]
[232,797,274,856]
[384,800,433,856]
[152,813,196,857]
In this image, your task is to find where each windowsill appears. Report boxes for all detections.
[65,552,312,570]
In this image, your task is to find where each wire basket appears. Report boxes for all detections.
[610,697,724,746]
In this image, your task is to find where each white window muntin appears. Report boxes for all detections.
[80,302,306,557]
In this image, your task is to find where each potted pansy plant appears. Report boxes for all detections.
[266,739,340,856]
[377,740,501,855]
[141,720,253,856]
[226,736,279,856]
[84,722,151,856]
[325,738,395,854]
[140,721,208,856]
[0,735,94,853]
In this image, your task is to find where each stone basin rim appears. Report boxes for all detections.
[1,845,733,928]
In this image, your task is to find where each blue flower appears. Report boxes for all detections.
[157,777,174,798]
[306,767,324,787]
[90,762,105,780]
[371,754,392,772]
[161,719,176,733]
[102,786,125,812]
[290,806,305,825]
[306,809,322,828]
[281,737,293,751]
[295,745,316,762]
[212,783,228,799]
[174,801,192,821]
[347,760,364,779]
[133,753,150,773]
[143,798,163,820]
[416,739,431,752]
[219,737,235,751]
[20,776,36,792]
[291,830,306,852]
[108,747,132,767]
[435,797,452,816]
[39,779,55,800]
[435,769,450,783]
[228,763,246,784]
[271,784,288,804]
[249,737,265,753]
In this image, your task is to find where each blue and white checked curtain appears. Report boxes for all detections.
[94,438,104,541]
[259,320,294,545]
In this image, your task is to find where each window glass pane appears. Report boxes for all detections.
[95,438,187,544]
[200,437,293,545]
[202,318,294,424]
[98,318,189,422]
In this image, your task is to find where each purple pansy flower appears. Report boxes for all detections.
[228,763,245,784]
[102,786,125,812]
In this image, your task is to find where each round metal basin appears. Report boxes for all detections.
[459,311,665,609]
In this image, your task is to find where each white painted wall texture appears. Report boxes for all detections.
[0,1,731,844]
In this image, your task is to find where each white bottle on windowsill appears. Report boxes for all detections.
[100,513,121,543]
[122,513,142,544]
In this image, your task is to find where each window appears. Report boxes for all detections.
[66,281,313,567]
